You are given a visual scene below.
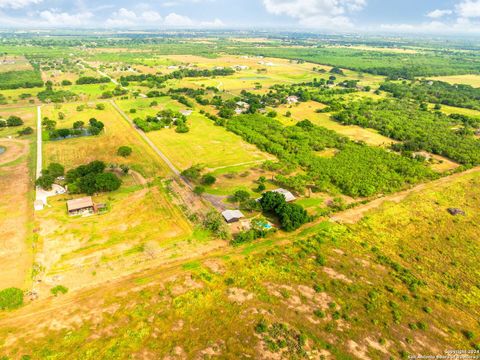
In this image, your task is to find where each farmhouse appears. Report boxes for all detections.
[286,96,299,104]
[272,188,296,202]
[180,110,193,116]
[232,65,249,71]
[236,101,250,109]
[222,210,245,223]
[235,101,250,114]
[67,196,95,216]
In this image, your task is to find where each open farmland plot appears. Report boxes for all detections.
[116,96,182,119]
[276,101,396,147]
[0,55,33,73]
[116,101,273,170]
[0,107,36,289]
[1,169,479,358]
[42,102,169,177]
[35,102,220,295]
[427,74,480,88]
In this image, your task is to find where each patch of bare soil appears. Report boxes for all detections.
[266,283,335,316]
[323,267,353,284]
[347,340,370,360]
[203,259,225,274]
[171,276,204,296]
[227,287,254,304]
[0,143,31,288]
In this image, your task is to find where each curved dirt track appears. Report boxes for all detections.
[330,166,480,224]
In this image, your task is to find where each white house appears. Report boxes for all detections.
[286,96,299,104]
[272,188,296,202]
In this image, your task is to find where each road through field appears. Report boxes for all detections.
[35,105,42,179]
[110,100,181,177]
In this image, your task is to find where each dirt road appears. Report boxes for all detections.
[331,166,480,224]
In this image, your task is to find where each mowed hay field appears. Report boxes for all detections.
[116,96,182,119]
[118,104,273,170]
[276,101,396,147]
[2,170,480,358]
[42,102,169,178]
[427,74,480,88]
[0,106,36,289]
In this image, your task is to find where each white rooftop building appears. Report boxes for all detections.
[272,188,296,202]
[222,210,245,223]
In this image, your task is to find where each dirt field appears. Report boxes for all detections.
[0,55,33,73]
[0,139,33,289]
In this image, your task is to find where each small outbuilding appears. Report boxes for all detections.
[222,210,245,223]
[67,196,95,216]
[272,188,296,202]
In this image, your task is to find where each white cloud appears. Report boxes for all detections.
[164,12,194,26]
[200,18,224,27]
[0,0,42,9]
[456,0,480,18]
[426,9,452,18]
[105,8,223,28]
[39,9,93,26]
[106,8,163,27]
[262,0,366,28]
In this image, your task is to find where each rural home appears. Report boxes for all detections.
[272,188,296,202]
[235,101,250,114]
[67,196,95,216]
[232,65,249,71]
[180,110,193,116]
[286,95,299,104]
[222,210,245,223]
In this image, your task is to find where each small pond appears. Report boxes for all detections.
[0,146,6,155]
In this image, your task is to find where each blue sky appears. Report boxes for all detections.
[0,0,479,34]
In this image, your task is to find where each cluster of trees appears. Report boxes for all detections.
[36,162,65,190]
[75,76,111,85]
[44,117,104,140]
[37,81,76,103]
[227,115,434,197]
[259,191,309,231]
[380,80,480,110]
[0,287,23,310]
[0,115,24,128]
[120,67,235,87]
[0,69,43,90]
[333,99,480,165]
[133,110,189,133]
[181,164,217,193]
[65,161,122,195]
[100,86,128,99]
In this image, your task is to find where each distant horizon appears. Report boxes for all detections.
[0,0,480,35]
[0,28,479,40]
